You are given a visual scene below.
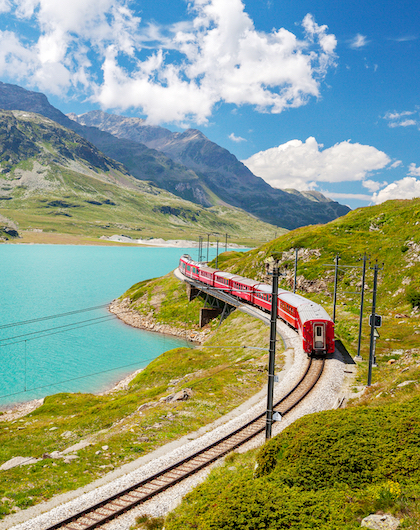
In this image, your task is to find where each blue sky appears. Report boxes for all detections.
[0,0,419,209]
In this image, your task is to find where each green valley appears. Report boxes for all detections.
[0,110,280,246]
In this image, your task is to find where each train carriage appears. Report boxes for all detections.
[230,277,260,302]
[213,271,237,292]
[253,283,273,312]
[178,254,334,357]
[199,265,217,286]
[179,254,200,280]
[278,292,302,329]
[298,302,335,356]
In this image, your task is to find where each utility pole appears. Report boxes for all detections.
[333,254,340,323]
[215,240,219,268]
[367,262,382,386]
[198,236,202,262]
[225,233,228,253]
[206,234,210,262]
[266,265,279,440]
[293,248,299,293]
[356,253,368,360]
[24,340,27,392]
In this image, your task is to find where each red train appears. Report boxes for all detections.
[179,254,335,357]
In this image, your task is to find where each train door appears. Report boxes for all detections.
[313,323,326,351]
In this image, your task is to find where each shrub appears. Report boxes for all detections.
[406,287,420,308]
[132,515,165,530]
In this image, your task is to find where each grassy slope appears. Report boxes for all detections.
[0,273,281,519]
[0,164,281,246]
[0,111,282,246]
[153,199,420,530]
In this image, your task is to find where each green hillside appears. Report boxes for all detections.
[155,199,420,530]
[0,110,281,245]
[208,198,420,361]
[0,280,279,519]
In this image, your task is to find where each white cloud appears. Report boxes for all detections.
[389,119,417,128]
[229,133,246,143]
[349,34,369,49]
[384,109,418,128]
[409,163,420,176]
[362,179,387,192]
[390,160,403,168]
[320,191,372,201]
[372,177,420,204]
[0,0,142,94]
[241,137,391,190]
[0,0,10,13]
[0,0,337,125]
[392,35,417,42]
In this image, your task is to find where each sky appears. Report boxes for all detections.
[0,0,419,209]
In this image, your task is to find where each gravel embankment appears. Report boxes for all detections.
[5,304,350,530]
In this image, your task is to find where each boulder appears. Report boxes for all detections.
[161,388,193,403]
[361,514,400,530]
[0,456,41,470]
[397,380,416,387]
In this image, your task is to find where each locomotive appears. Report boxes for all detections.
[179,254,335,357]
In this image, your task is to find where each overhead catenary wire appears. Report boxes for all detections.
[0,343,265,401]
[1,278,265,401]
[0,303,110,330]
[0,314,115,344]
[0,354,161,400]
[0,306,141,347]
[0,279,187,332]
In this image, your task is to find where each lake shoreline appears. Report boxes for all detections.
[0,245,200,414]
[0,366,147,420]
[3,231,247,249]
[109,297,211,343]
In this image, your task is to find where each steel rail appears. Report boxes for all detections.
[44,357,324,530]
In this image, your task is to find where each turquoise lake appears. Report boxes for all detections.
[0,244,221,408]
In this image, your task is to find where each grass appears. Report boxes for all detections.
[0,273,280,519]
[164,391,420,530]
[1,173,279,246]
[5,197,420,527]
[153,198,420,529]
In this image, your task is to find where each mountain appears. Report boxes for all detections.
[0,109,279,244]
[0,82,350,229]
[0,82,214,208]
[70,110,351,229]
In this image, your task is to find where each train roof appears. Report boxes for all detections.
[279,291,311,307]
[254,283,272,294]
[199,265,217,274]
[298,301,332,323]
[214,271,237,279]
[180,254,199,266]
[231,277,260,287]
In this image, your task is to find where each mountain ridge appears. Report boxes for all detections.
[70,109,351,229]
[0,109,280,244]
[0,82,350,229]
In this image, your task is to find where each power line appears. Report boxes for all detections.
[0,337,266,402]
[0,314,116,344]
[0,304,110,330]
[0,355,160,401]
[0,306,139,346]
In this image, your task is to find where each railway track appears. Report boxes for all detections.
[45,357,325,530]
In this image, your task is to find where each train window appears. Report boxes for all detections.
[316,327,322,337]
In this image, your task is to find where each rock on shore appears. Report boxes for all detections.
[109,298,211,343]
